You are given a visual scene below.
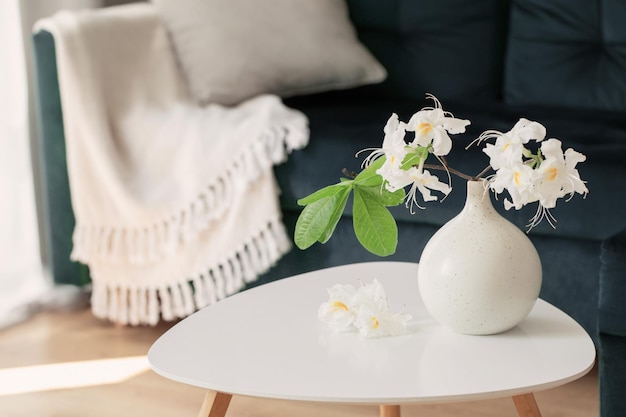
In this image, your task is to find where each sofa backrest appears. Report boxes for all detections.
[348,0,626,113]
[346,0,509,103]
[505,0,626,112]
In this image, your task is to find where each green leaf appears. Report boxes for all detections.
[400,147,429,170]
[294,187,351,250]
[353,157,386,187]
[297,182,351,206]
[358,185,405,207]
[317,186,351,244]
[352,187,398,257]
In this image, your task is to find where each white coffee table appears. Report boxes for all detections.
[148,262,596,417]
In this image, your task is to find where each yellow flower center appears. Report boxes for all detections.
[331,301,349,311]
[417,122,433,136]
[546,167,558,181]
[514,171,521,186]
[370,316,380,329]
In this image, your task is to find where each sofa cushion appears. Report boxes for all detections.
[505,0,626,112]
[346,0,508,102]
[152,0,386,106]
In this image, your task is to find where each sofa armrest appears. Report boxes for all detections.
[599,229,626,417]
[599,229,626,336]
[32,30,89,286]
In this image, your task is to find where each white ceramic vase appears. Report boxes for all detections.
[417,179,542,335]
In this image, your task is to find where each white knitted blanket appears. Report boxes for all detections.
[35,4,308,325]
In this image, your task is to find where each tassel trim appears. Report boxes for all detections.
[71,118,308,265]
[90,218,292,326]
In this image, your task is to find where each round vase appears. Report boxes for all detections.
[417,179,542,335]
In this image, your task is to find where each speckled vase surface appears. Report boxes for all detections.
[417,180,542,335]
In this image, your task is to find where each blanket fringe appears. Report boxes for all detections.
[90,218,292,326]
[71,120,308,265]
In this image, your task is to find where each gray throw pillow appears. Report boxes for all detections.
[152,0,387,106]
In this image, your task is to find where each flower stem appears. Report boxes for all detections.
[422,162,493,182]
[342,168,358,179]
[474,165,493,180]
[424,155,474,181]
[423,164,475,181]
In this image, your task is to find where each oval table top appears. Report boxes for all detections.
[148,261,596,405]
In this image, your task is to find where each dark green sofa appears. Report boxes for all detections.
[33,1,626,416]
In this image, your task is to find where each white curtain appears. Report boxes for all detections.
[0,0,104,328]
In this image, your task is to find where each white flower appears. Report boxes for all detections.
[482,141,523,172]
[488,160,538,210]
[376,150,412,191]
[318,284,357,333]
[352,279,412,338]
[377,164,451,212]
[358,96,467,214]
[480,118,546,146]
[479,118,546,170]
[402,168,452,212]
[507,118,547,143]
[353,278,387,305]
[353,300,412,338]
[405,95,470,156]
[484,130,588,230]
[319,279,412,338]
[534,139,589,209]
[361,113,408,169]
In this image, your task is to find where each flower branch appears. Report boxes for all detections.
[295,94,588,257]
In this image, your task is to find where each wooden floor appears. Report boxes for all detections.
[0,308,599,417]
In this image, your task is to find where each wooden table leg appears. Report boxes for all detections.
[379,405,401,417]
[197,390,232,417]
[512,393,543,417]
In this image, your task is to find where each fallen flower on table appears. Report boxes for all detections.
[318,279,412,338]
